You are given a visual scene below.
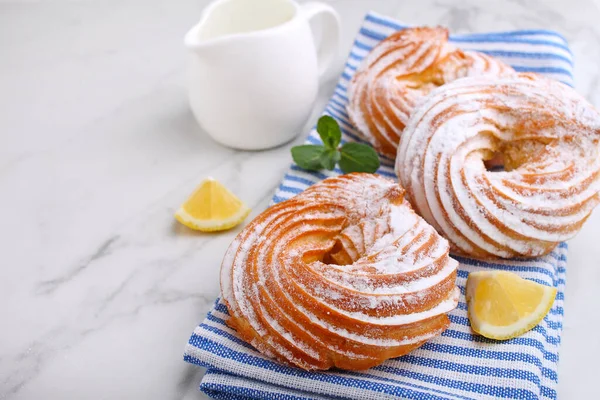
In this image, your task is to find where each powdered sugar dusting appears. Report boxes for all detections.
[220,174,458,370]
[396,73,600,258]
[347,26,514,158]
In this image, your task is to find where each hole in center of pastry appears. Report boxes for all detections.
[398,70,445,93]
[321,239,353,266]
[482,139,555,172]
[483,151,505,172]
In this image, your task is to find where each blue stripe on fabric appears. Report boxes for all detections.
[323,107,353,128]
[348,51,363,61]
[347,49,573,67]
[453,255,560,281]
[451,312,560,344]
[421,339,558,371]
[358,27,572,54]
[450,35,572,53]
[524,249,565,264]
[321,108,354,133]
[200,320,475,400]
[289,165,330,180]
[434,323,560,364]
[205,312,227,326]
[357,28,390,41]
[455,269,565,287]
[378,362,557,399]
[201,380,313,400]
[453,29,568,42]
[186,337,454,400]
[278,185,304,195]
[363,14,409,31]
[375,168,396,178]
[192,338,524,400]
[335,83,348,93]
[372,363,539,399]
[345,49,573,78]
[305,135,322,145]
[450,313,561,349]
[352,39,374,52]
[363,13,568,44]
[448,301,562,345]
[199,389,252,400]
[334,90,349,103]
[441,328,559,365]
[342,370,475,400]
[272,195,286,204]
[198,323,256,351]
[283,174,317,187]
[395,354,543,385]
[214,302,230,315]
[543,319,562,330]
[345,56,573,80]
[477,50,573,66]
[541,385,558,398]
[548,306,564,316]
[203,371,362,400]
[379,155,396,168]
[512,65,572,77]
[329,97,349,113]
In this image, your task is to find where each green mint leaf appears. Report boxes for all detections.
[316,115,342,149]
[291,145,327,171]
[339,142,380,173]
[319,149,340,170]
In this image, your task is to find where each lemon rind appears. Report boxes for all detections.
[175,205,251,232]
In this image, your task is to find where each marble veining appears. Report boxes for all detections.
[1,0,600,399]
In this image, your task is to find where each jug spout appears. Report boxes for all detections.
[184,2,219,51]
[184,21,205,50]
[184,0,222,50]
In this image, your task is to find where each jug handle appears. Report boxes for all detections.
[300,2,341,80]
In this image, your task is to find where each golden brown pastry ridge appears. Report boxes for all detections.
[220,173,459,371]
[347,26,514,159]
[396,73,600,259]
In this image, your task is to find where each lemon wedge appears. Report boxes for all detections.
[175,178,250,232]
[466,270,557,340]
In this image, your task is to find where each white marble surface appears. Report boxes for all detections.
[2,0,600,399]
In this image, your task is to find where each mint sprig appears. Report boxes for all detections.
[291,116,380,174]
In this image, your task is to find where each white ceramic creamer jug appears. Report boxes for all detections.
[184,0,340,150]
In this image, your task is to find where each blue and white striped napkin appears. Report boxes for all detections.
[185,12,571,400]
